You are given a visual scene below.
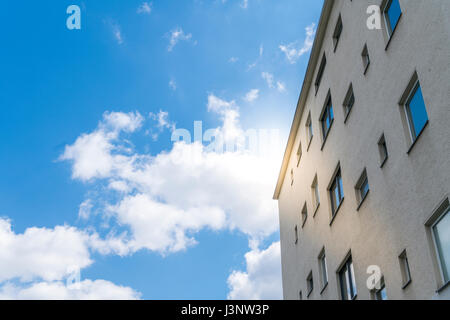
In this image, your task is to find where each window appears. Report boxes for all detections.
[294,225,298,244]
[318,249,328,290]
[378,134,388,167]
[338,255,357,300]
[299,290,303,300]
[314,54,326,94]
[306,272,314,297]
[296,142,302,166]
[329,167,344,218]
[320,94,334,142]
[399,250,412,288]
[311,175,320,213]
[384,0,402,37]
[332,15,343,51]
[355,169,369,209]
[361,44,370,74]
[343,84,355,122]
[405,81,428,143]
[374,278,388,300]
[306,112,313,148]
[290,168,294,186]
[431,206,450,284]
[301,203,308,227]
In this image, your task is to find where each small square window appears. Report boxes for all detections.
[384,0,402,37]
[296,142,302,166]
[329,167,344,218]
[399,250,412,288]
[361,44,370,74]
[378,134,388,167]
[315,54,327,94]
[318,249,328,290]
[306,271,314,297]
[301,202,308,227]
[332,15,343,51]
[343,83,355,122]
[355,169,369,209]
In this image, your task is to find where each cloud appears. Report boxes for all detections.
[112,23,123,45]
[168,28,193,52]
[169,79,177,91]
[137,2,152,15]
[0,280,140,300]
[61,96,281,256]
[261,72,274,88]
[244,89,259,103]
[279,23,316,64]
[148,110,176,141]
[227,242,282,300]
[229,57,239,63]
[276,81,286,93]
[240,0,249,9]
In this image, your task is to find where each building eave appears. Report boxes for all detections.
[273,0,334,200]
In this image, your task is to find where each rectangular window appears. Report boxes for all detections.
[405,81,428,142]
[294,225,298,245]
[296,142,302,166]
[301,203,308,227]
[315,54,326,94]
[290,168,294,186]
[306,272,314,297]
[375,280,388,300]
[355,169,369,208]
[332,15,343,51]
[329,168,344,217]
[306,113,313,147]
[339,256,357,300]
[399,250,412,288]
[384,0,402,37]
[343,83,355,122]
[311,175,320,213]
[320,95,334,141]
[299,290,303,300]
[318,249,328,290]
[432,207,450,284]
[378,134,388,167]
[362,44,370,74]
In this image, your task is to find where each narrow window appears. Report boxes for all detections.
[343,83,355,122]
[311,175,320,213]
[405,81,428,143]
[318,249,328,290]
[306,112,313,148]
[374,278,388,300]
[361,44,370,74]
[299,290,303,300]
[329,167,344,218]
[399,250,412,288]
[355,169,369,208]
[378,134,388,167]
[314,54,326,94]
[320,94,334,142]
[384,0,402,37]
[306,272,314,297]
[294,225,298,244]
[338,255,357,300]
[301,202,308,227]
[431,206,450,284]
[296,142,302,166]
[332,15,343,51]
[290,168,294,186]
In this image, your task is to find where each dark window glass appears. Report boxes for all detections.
[330,170,344,215]
[339,257,357,300]
[406,83,428,140]
[321,97,334,138]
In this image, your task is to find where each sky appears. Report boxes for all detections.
[0,0,323,299]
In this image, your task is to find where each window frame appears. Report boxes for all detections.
[306,271,314,298]
[306,112,314,150]
[383,0,402,38]
[431,208,450,285]
[404,80,428,143]
[343,83,355,123]
[328,165,344,221]
[338,255,357,300]
[399,250,412,289]
[318,249,329,292]
[332,15,343,52]
[320,93,334,148]
[314,54,327,95]
[355,169,370,210]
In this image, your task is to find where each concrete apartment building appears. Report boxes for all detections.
[274,0,450,300]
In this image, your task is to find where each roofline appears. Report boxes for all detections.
[273,0,334,200]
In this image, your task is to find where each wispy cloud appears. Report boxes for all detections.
[229,57,239,63]
[279,23,316,64]
[261,72,274,88]
[169,79,177,91]
[167,27,193,52]
[244,89,259,103]
[137,2,152,15]
[240,0,249,9]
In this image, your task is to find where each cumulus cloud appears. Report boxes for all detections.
[168,28,193,52]
[227,242,282,300]
[244,89,259,102]
[0,280,140,300]
[279,23,316,64]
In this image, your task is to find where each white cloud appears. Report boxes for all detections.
[169,79,177,91]
[0,280,140,300]
[229,57,239,63]
[244,89,259,102]
[241,0,249,9]
[78,199,93,220]
[276,81,286,93]
[148,110,176,141]
[227,242,282,300]
[137,2,152,15]
[261,72,274,88]
[279,23,316,64]
[168,28,193,52]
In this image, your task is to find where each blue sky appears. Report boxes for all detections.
[0,0,323,299]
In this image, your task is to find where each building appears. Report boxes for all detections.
[273,0,450,300]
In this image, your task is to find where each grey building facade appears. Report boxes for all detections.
[274,0,450,300]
